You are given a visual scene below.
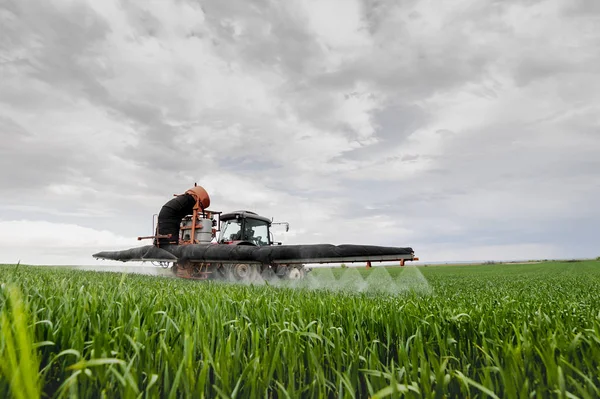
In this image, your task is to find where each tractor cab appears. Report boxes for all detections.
[218,211,272,246]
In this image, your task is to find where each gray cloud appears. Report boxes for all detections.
[561,0,600,16]
[197,0,323,75]
[0,0,599,264]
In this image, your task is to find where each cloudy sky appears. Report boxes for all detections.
[1,0,598,265]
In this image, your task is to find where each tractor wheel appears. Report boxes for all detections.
[173,261,195,279]
[287,267,305,280]
[214,264,229,280]
[231,263,252,281]
[261,267,276,281]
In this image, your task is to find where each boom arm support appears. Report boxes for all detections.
[93,243,416,265]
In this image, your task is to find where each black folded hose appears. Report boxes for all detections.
[93,243,414,263]
[155,193,196,246]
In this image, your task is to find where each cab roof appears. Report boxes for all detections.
[220,210,271,224]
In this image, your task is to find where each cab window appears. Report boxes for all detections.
[220,219,242,241]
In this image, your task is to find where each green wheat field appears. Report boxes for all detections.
[1,261,599,398]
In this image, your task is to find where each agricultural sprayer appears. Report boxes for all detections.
[93,185,418,280]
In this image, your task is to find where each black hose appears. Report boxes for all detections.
[155,193,196,246]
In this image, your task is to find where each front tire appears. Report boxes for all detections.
[287,267,304,280]
[261,267,276,281]
[231,263,252,281]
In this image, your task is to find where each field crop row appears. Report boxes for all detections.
[1,261,600,398]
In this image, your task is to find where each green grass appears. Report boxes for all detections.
[1,261,600,398]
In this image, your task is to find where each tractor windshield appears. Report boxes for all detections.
[219,217,271,246]
[244,219,270,246]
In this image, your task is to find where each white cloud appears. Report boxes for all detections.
[0,220,132,248]
[0,220,138,265]
[417,243,561,263]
